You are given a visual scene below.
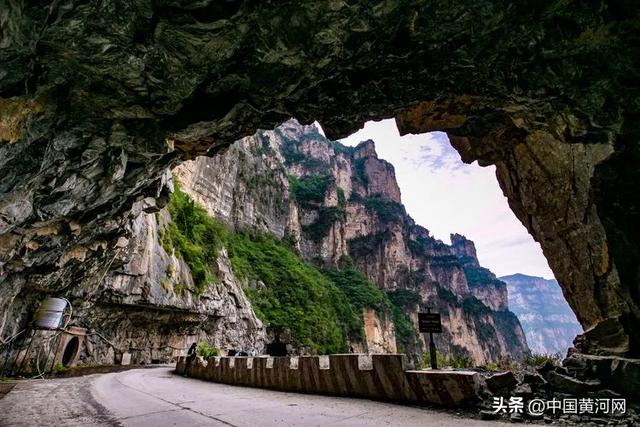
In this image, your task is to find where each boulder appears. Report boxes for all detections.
[513,383,532,397]
[536,361,556,378]
[563,354,588,375]
[574,317,630,356]
[523,372,547,385]
[546,371,600,395]
[485,371,518,393]
[575,354,640,400]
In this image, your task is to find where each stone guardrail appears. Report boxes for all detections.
[175,354,481,407]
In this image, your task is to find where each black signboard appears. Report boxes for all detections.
[418,312,442,333]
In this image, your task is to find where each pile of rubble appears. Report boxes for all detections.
[476,354,639,425]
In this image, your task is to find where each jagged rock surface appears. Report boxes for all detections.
[1,1,638,358]
[501,273,583,355]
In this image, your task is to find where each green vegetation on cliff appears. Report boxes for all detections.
[227,231,361,353]
[353,158,368,185]
[388,288,422,309]
[289,175,347,242]
[323,268,389,313]
[348,231,391,258]
[436,284,459,305]
[159,182,226,291]
[281,135,329,169]
[288,174,332,205]
[463,264,505,287]
[389,304,420,354]
[162,184,418,354]
[363,196,405,222]
[323,268,419,353]
[462,295,493,315]
[303,206,346,241]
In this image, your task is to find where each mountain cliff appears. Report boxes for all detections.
[167,119,528,363]
[500,274,583,356]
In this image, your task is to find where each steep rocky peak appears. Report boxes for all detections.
[276,124,402,205]
[277,118,323,141]
[450,233,509,312]
[260,121,527,361]
[450,233,479,266]
[353,139,378,159]
[348,140,402,204]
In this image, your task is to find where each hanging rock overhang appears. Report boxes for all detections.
[0,1,638,357]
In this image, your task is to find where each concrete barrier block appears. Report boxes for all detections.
[371,354,408,400]
[234,358,248,386]
[405,370,480,407]
[273,357,291,390]
[328,355,355,395]
[251,356,266,388]
[298,357,319,391]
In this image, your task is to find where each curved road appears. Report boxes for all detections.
[0,367,498,426]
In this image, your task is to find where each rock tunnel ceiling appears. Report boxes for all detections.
[0,1,638,357]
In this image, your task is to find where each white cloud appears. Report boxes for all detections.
[337,119,554,279]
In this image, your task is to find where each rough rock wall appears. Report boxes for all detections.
[501,273,583,356]
[0,198,266,367]
[435,123,637,356]
[1,1,638,357]
[96,204,266,359]
[173,132,296,240]
[363,308,397,354]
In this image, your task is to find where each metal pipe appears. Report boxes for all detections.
[15,330,35,376]
[46,332,62,374]
[1,339,14,376]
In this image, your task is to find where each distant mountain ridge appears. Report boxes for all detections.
[500,273,582,355]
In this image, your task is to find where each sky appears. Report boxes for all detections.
[332,119,554,279]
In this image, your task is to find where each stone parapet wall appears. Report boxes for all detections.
[175,354,481,407]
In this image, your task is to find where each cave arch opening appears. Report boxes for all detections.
[167,115,585,361]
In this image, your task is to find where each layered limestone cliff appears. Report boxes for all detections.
[172,121,396,355]
[172,119,528,364]
[97,203,266,359]
[501,274,583,356]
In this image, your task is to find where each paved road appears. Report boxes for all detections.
[0,367,500,426]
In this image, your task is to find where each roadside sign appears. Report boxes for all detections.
[418,312,442,333]
[418,309,442,369]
